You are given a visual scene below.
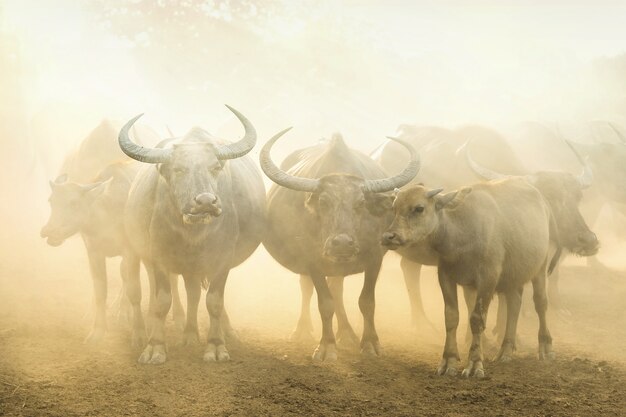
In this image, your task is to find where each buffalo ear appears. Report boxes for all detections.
[365,193,394,216]
[84,178,113,201]
[435,187,472,210]
[304,192,319,214]
[54,173,68,184]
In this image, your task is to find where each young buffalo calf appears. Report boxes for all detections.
[382,179,558,378]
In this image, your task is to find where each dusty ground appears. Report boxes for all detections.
[1,233,625,416]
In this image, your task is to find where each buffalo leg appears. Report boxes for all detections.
[204,271,230,362]
[436,270,459,376]
[84,249,107,344]
[328,276,359,347]
[311,272,337,362]
[181,276,201,346]
[290,275,315,341]
[533,273,555,360]
[401,257,434,331]
[138,265,171,364]
[121,251,146,348]
[494,286,523,362]
[462,286,476,344]
[360,260,382,357]
[462,276,497,378]
[170,275,186,331]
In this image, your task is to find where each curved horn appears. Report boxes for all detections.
[362,137,420,193]
[259,127,320,192]
[215,105,257,160]
[464,139,508,181]
[565,140,593,189]
[607,122,626,144]
[119,114,171,164]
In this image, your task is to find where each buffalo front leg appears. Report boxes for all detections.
[533,273,555,360]
[121,252,146,348]
[138,266,171,364]
[328,276,359,348]
[310,272,337,362]
[436,271,459,376]
[181,276,201,346]
[494,286,523,362]
[462,277,497,379]
[170,275,186,331]
[84,249,107,344]
[290,275,315,342]
[359,260,383,357]
[204,271,230,362]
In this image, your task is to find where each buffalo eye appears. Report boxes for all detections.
[411,205,424,215]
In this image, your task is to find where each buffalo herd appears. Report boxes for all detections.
[41,106,625,378]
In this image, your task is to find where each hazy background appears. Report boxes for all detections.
[1,0,626,368]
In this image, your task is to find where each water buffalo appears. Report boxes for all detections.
[465,141,600,334]
[382,179,559,378]
[40,162,143,343]
[260,130,419,361]
[375,125,525,331]
[120,106,265,364]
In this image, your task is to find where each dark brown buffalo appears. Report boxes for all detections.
[261,130,419,361]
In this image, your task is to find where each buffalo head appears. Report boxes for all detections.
[119,105,256,225]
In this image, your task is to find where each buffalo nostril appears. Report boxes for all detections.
[382,232,396,242]
[578,232,598,245]
[331,234,355,248]
[195,193,217,206]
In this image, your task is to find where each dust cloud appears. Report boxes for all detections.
[1,1,626,416]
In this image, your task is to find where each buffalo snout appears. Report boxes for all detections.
[323,233,359,261]
[577,231,600,255]
[381,231,404,249]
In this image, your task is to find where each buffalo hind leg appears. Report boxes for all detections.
[328,276,359,348]
[138,266,171,364]
[170,275,186,331]
[121,252,146,348]
[181,276,201,346]
[84,249,107,344]
[494,286,523,362]
[360,259,383,357]
[204,271,230,362]
[533,273,555,360]
[290,275,315,342]
[311,272,337,362]
[436,270,460,376]
[401,257,435,332]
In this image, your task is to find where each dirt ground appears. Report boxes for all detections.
[1,232,625,417]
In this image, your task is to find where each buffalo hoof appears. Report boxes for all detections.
[436,357,458,376]
[494,343,515,363]
[312,343,337,362]
[138,344,167,364]
[84,328,105,345]
[180,330,200,347]
[204,343,230,362]
[289,327,315,343]
[538,343,556,360]
[462,360,485,379]
[361,341,382,357]
[336,327,360,348]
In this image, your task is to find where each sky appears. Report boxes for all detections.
[2,0,626,161]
